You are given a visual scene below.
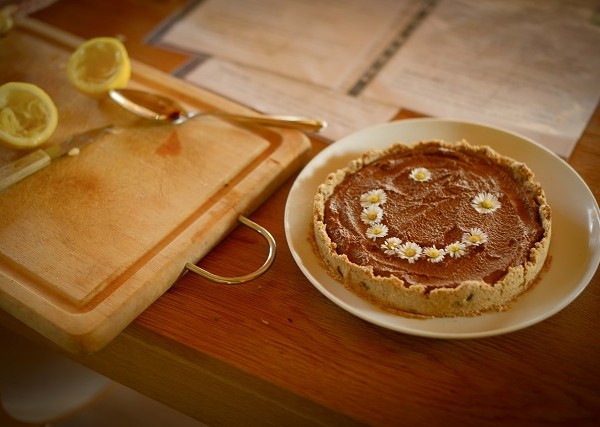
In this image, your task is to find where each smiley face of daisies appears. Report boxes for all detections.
[359,168,501,264]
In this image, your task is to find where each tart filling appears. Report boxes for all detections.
[313,140,551,317]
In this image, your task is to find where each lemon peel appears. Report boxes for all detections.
[67,37,131,97]
[0,82,59,149]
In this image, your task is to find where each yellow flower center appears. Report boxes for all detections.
[367,212,378,220]
[405,248,416,257]
[415,172,426,180]
[429,249,440,257]
[368,195,379,203]
[469,235,481,243]
[481,200,494,209]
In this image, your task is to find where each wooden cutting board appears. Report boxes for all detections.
[0,19,311,353]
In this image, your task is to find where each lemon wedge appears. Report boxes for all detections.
[67,37,131,97]
[0,82,59,149]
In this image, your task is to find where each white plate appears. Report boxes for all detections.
[284,118,600,338]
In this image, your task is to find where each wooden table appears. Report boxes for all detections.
[3,1,599,425]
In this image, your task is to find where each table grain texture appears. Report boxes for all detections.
[2,1,599,426]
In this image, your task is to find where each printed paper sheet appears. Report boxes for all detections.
[152,0,600,156]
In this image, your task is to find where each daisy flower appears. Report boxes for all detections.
[462,228,489,246]
[360,205,383,225]
[360,189,387,207]
[424,246,445,263]
[397,241,422,263]
[381,237,402,255]
[471,192,501,214]
[409,167,432,182]
[366,223,388,240]
[445,241,467,258]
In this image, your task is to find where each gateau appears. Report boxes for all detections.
[313,140,551,317]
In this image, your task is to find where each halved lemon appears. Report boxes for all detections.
[0,82,59,149]
[67,37,131,97]
[0,5,17,36]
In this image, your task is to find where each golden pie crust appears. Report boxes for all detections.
[313,140,551,317]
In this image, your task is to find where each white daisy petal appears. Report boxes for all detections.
[366,223,388,240]
[471,192,501,214]
[445,241,467,258]
[354,187,492,263]
[398,241,422,263]
[409,167,432,182]
[462,228,489,246]
[360,205,384,225]
[424,246,446,263]
[381,237,402,255]
[360,189,387,207]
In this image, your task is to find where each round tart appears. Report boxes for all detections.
[313,140,551,317]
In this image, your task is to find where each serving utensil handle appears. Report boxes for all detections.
[216,113,327,133]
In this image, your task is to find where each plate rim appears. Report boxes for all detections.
[285,118,600,338]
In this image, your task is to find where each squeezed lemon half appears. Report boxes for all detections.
[0,5,17,36]
[67,37,131,97]
[0,82,59,149]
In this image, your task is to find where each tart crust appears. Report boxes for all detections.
[313,140,551,317]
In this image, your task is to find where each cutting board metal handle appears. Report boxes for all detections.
[185,215,276,284]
